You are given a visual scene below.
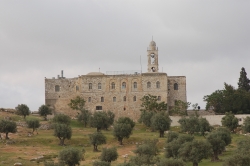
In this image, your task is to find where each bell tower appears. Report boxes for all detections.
[147,40,159,72]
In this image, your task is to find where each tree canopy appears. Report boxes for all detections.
[16,104,30,119]
[53,123,72,146]
[52,114,71,125]
[113,117,135,145]
[204,83,250,114]
[89,132,106,152]
[59,147,82,166]
[26,118,40,133]
[238,67,250,91]
[221,112,239,132]
[151,111,171,137]
[100,147,118,163]
[0,120,17,139]
[38,105,52,120]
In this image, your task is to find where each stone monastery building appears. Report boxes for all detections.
[45,40,187,120]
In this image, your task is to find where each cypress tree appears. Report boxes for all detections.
[238,67,250,91]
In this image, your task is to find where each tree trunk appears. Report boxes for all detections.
[193,162,198,166]
[211,151,219,161]
[59,138,65,146]
[159,131,164,137]
[118,138,123,145]
[6,132,9,139]
[93,145,98,152]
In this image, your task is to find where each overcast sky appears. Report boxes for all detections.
[0,1,249,111]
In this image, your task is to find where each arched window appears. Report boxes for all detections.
[147,82,151,88]
[98,83,101,89]
[89,83,92,90]
[156,81,160,88]
[133,96,136,101]
[122,82,126,89]
[133,82,137,89]
[158,96,161,101]
[88,97,91,102]
[111,82,115,89]
[123,96,126,101]
[113,97,116,102]
[174,83,178,90]
[76,86,79,91]
[55,85,60,92]
[101,97,104,102]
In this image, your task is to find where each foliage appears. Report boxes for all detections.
[68,96,86,111]
[138,110,154,128]
[166,131,179,143]
[165,134,194,158]
[77,109,91,127]
[59,147,82,166]
[89,132,106,152]
[151,111,171,137]
[53,123,72,145]
[0,119,17,139]
[52,114,71,125]
[26,118,40,133]
[223,137,250,166]
[38,104,52,120]
[198,117,212,136]
[113,117,135,145]
[139,94,168,128]
[169,100,190,116]
[107,111,115,127]
[90,111,112,131]
[130,139,159,165]
[206,128,231,161]
[221,112,239,132]
[100,147,118,163]
[156,158,186,166]
[179,140,212,166]
[140,94,167,112]
[92,161,110,166]
[16,104,30,119]
[242,116,250,133]
[238,67,250,92]
[223,153,250,166]
[204,83,250,114]
[178,116,199,135]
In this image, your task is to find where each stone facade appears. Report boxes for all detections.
[45,40,187,120]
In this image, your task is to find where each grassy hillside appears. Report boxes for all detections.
[0,112,246,166]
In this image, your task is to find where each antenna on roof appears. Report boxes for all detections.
[99,68,100,72]
[152,36,153,41]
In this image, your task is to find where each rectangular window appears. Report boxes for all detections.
[96,106,102,110]
[101,97,104,102]
[158,96,161,101]
[113,97,116,102]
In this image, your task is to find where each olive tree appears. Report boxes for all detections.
[100,147,118,163]
[206,128,231,161]
[221,112,239,132]
[59,147,82,166]
[89,132,106,152]
[52,114,71,125]
[113,117,135,145]
[179,140,212,166]
[38,104,52,120]
[0,120,17,139]
[156,159,185,166]
[242,116,250,133]
[26,118,40,133]
[129,139,159,166]
[151,111,171,137]
[16,104,30,119]
[54,123,72,146]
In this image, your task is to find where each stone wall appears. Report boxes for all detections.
[45,72,186,121]
[167,76,187,107]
